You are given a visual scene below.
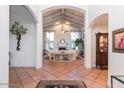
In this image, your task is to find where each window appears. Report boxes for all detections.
[71,32,81,49]
[45,32,54,50]
[46,32,54,41]
[71,32,80,41]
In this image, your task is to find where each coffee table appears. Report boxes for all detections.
[36,80,87,88]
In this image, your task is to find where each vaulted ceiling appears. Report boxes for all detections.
[43,8,84,30]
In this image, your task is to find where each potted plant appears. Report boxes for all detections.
[10,21,27,51]
[75,38,84,50]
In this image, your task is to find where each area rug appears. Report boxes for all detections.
[36,80,87,88]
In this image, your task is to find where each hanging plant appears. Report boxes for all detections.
[10,21,27,51]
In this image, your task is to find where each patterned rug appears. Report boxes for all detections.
[36,80,87,88]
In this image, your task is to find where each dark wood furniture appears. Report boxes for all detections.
[36,80,87,88]
[96,33,108,69]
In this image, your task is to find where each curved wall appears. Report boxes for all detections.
[10,5,36,67]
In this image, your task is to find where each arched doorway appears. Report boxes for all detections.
[42,6,85,67]
[9,5,37,68]
[9,5,39,87]
[89,13,108,68]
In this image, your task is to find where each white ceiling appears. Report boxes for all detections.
[43,8,84,29]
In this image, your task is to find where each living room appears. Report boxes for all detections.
[42,7,84,63]
[8,5,108,88]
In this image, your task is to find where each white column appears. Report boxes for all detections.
[36,9,43,69]
[84,11,92,68]
[0,6,9,87]
[84,28,92,68]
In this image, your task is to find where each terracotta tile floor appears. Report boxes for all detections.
[9,57,108,88]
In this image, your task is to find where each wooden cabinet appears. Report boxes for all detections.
[96,33,108,69]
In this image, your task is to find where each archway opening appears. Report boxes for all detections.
[9,5,37,87]
[42,6,85,67]
[90,13,108,69]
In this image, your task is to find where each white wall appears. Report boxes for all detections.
[0,6,9,88]
[108,6,124,87]
[10,6,36,67]
[29,5,43,69]
[28,5,40,20]
[88,5,109,25]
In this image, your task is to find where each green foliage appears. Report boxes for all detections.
[74,38,84,50]
[10,21,27,35]
[75,38,82,46]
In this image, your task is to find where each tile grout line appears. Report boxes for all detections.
[89,71,103,87]
[9,67,13,87]
[22,68,38,86]
[41,68,57,80]
[36,70,48,80]
[9,67,15,87]
[81,71,94,88]
[13,68,24,88]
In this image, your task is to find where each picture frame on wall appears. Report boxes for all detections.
[112,28,124,53]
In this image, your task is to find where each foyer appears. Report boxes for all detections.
[9,5,108,88]
[9,58,107,88]
[1,5,124,88]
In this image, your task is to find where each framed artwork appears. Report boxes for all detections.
[113,28,124,53]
